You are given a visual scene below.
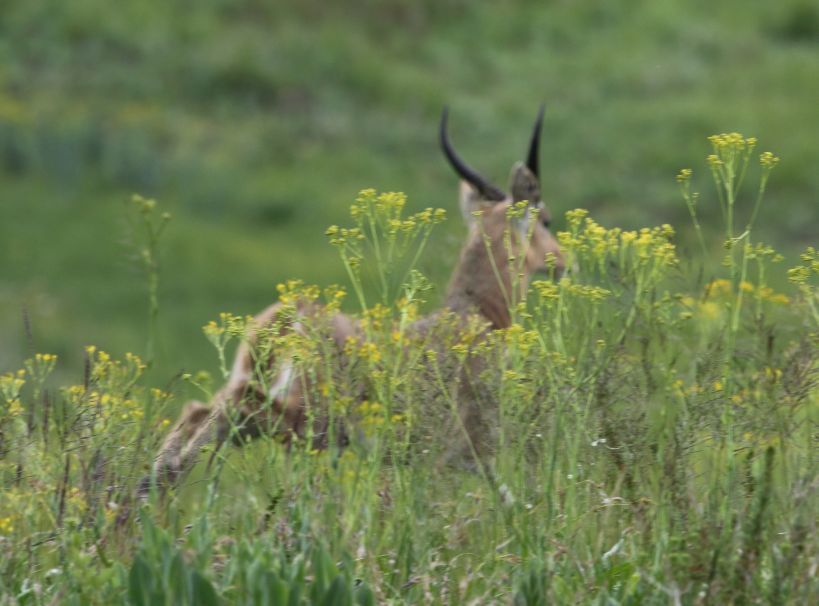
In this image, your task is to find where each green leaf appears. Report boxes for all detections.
[353,581,375,606]
[605,562,636,589]
[128,555,158,606]
[191,570,221,606]
[287,583,303,606]
[267,573,289,606]
[167,551,190,603]
[321,576,351,606]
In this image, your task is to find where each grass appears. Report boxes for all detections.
[1,1,818,603]
[0,132,817,602]
[1,0,819,381]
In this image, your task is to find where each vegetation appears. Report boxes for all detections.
[1,131,817,602]
[1,0,819,380]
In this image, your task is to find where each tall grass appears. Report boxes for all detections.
[0,136,817,604]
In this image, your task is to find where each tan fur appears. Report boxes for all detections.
[139,301,359,497]
[428,167,564,463]
[447,170,563,329]
[140,114,564,498]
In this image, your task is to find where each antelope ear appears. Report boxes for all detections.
[509,162,541,205]
[459,181,497,225]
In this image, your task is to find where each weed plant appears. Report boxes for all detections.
[0,137,816,604]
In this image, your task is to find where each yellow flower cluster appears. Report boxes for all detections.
[707,132,757,158]
[506,200,533,220]
[56,382,153,424]
[669,378,686,399]
[0,369,26,416]
[85,347,146,387]
[330,394,353,415]
[131,193,156,214]
[531,280,559,301]
[323,284,347,312]
[565,208,589,230]
[566,282,612,302]
[705,278,789,305]
[788,247,818,286]
[747,242,784,263]
[274,329,317,365]
[450,343,469,358]
[356,400,385,432]
[679,366,785,409]
[325,224,365,247]
[90,391,147,422]
[502,369,523,382]
[558,210,677,270]
[63,384,86,405]
[330,190,448,288]
[346,190,446,233]
[21,353,57,402]
[754,286,789,305]
[396,296,420,323]
[676,168,693,183]
[350,189,405,219]
[416,207,447,225]
[705,132,778,181]
[0,516,14,534]
[530,278,611,309]
[787,247,819,326]
[385,210,445,235]
[362,303,392,332]
[680,296,722,321]
[499,323,540,356]
[276,280,321,306]
[5,399,23,417]
[705,132,756,173]
[584,218,621,259]
[633,226,676,264]
[357,342,382,363]
[763,366,783,383]
[131,194,171,224]
[708,279,732,296]
[759,151,780,169]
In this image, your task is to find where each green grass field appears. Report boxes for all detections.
[1,0,818,380]
[2,147,818,603]
[1,1,818,603]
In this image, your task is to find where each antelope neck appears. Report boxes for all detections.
[444,238,522,330]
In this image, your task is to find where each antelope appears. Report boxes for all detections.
[138,301,360,498]
[138,108,563,498]
[403,107,564,461]
[436,106,563,329]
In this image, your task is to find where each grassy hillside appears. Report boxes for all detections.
[1,0,818,382]
[1,3,818,601]
[1,180,816,602]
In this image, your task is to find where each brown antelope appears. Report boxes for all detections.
[405,107,564,460]
[139,108,563,497]
[436,106,563,329]
[138,301,360,497]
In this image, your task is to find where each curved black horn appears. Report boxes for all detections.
[440,108,506,202]
[526,104,545,180]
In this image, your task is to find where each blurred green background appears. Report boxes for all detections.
[1,0,817,382]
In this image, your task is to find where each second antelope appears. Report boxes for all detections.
[140,107,564,496]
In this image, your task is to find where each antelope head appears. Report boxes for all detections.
[440,107,564,329]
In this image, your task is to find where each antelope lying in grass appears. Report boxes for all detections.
[139,108,563,497]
